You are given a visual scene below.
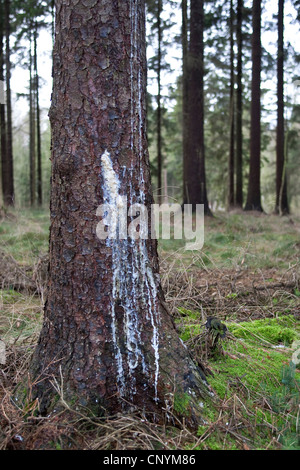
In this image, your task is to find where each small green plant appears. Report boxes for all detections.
[226,292,238,299]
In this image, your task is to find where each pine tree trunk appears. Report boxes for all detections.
[235,0,243,207]
[275,0,288,215]
[51,0,55,46]
[157,0,162,203]
[34,25,42,207]
[228,0,235,210]
[29,32,36,207]
[244,0,263,212]
[182,0,189,204]
[25,0,208,423]
[185,0,211,215]
[3,0,14,207]
[0,1,7,207]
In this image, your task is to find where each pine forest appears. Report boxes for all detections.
[0,0,299,453]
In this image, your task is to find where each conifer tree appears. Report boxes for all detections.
[24,0,209,421]
[235,0,244,207]
[275,0,289,214]
[184,0,211,215]
[1,0,14,206]
[244,0,263,212]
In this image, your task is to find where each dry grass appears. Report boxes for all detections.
[0,210,299,450]
[160,249,300,324]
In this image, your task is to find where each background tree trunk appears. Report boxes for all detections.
[182,0,189,205]
[185,0,211,215]
[27,0,208,423]
[29,31,36,207]
[0,0,7,207]
[244,0,262,212]
[3,0,14,206]
[275,0,289,215]
[34,24,42,207]
[228,0,235,210]
[156,0,163,203]
[235,0,243,207]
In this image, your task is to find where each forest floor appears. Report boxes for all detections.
[0,208,299,450]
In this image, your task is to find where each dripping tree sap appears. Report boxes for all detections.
[21,0,209,422]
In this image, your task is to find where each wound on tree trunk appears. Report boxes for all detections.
[19,0,209,425]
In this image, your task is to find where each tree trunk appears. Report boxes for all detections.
[157,0,162,203]
[34,24,42,207]
[235,0,243,207]
[182,0,189,204]
[163,167,168,203]
[275,0,288,215]
[3,0,14,206]
[228,0,235,210]
[51,0,55,46]
[185,0,211,215]
[244,0,263,212]
[29,31,36,207]
[0,0,7,207]
[25,0,208,423]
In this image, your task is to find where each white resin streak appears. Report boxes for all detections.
[129,0,160,401]
[101,150,160,401]
[101,150,125,393]
[99,0,160,402]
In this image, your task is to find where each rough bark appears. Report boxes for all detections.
[275,0,289,215]
[184,0,211,215]
[235,0,243,207]
[244,0,263,212]
[24,0,208,424]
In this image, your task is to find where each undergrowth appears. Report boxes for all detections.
[0,209,299,450]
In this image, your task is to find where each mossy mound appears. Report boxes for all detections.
[176,311,300,450]
[228,315,298,346]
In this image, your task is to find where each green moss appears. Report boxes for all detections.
[173,392,191,416]
[175,308,202,342]
[208,344,289,400]
[177,308,200,321]
[228,315,298,346]
[175,312,300,449]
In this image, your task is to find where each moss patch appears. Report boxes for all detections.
[173,392,192,416]
[228,315,298,346]
[175,313,300,449]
